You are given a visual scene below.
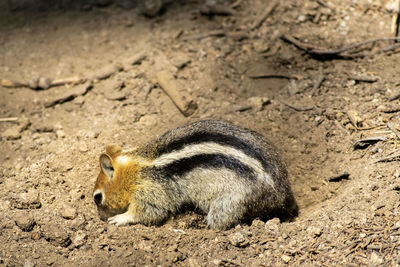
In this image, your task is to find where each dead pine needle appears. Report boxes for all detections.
[250,0,278,30]
[281,35,400,59]
[374,153,400,163]
[0,117,18,122]
[387,122,400,140]
[280,99,314,112]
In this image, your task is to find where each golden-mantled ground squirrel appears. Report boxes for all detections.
[93,120,298,230]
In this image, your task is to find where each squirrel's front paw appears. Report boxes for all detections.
[108,212,137,226]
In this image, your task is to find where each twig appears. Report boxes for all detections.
[44,82,93,108]
[155,70,198,116]
[0,117,18,122]
[391,0,400,39]
[200,4,236,16]
[386,147,400,156]
[349,74,379,83]
[374,153,400,163]
[231,0,243,8]
[248,74,296,80]
[313,74,325,89]
[387,122,400,140]
[281,35,400,59]
[353,136,386,150]
[280,100,314,112]
[382,107,400,113]
[377,43,400,54]
[251,0,278,30]
[316,0,333,9]
[182,30,225,41]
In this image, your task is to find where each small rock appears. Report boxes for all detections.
[281,255,291,263]
[140,0,163,17]
[15,212,36,232]
[74,95,85,106]
[38,77,51,89]
[71,230,87,248]
[79,143,88,153]
[10,189,41,209]
[104,90,127,101]
[253,39,270,53]
[307,226,323,237]
[86,130,100,139]
[251,219,265,228]
[2,127,21,140]
[137,240,153,253]
[168,244,178,252]
[24,260,34,267]
[187,258,199,267]
[31,231,41,240]
[117,0,137,9]
[171,54,191,70]
[28,77,39,89]
[370,251,383,265]
[228,232,249,247]
[265,218,280,232]
[248,96,270,111]
[60,204,77,220]
[213,259,222,265]
[286,80,299,95]
[41,224,71,247]
[298,14,307,22]
[55,130,66,139]
[0,200,9,211]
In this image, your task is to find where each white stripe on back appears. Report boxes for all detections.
[151,142,274,188]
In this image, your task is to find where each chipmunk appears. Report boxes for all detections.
[93,120,298,230]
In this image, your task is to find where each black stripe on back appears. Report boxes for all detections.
[146,153,257,181]
[155,132,273,172]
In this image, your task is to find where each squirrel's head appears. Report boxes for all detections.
[93,144,141,220]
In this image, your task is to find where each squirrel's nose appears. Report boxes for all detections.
[93,191,103,205]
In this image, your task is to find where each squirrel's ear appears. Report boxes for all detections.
[100,154,115,179]
[105,144,122,158]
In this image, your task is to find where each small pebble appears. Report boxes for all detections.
[79,143,88,153]
[248,96,270,111]
[86,130,100,139]
[141,0,163,17]
[41,224,71,247]
[187,258,199,267]
[265,218,280,232]
[307,226,323,237]
[15,212,36,232]
[38,77,51,89]
[281,255,291,263]
[56,130,66,139]
[24,260,34,267]
[60,204,77,220]
[228,232,249,247]
[71,230,87,248]
[28,78,39,89]
[370,251,383,265]
[10,189,41,209]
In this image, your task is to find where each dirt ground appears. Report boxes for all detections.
[1,0,400,265]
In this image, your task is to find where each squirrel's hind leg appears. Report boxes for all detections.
[206,193,248,230]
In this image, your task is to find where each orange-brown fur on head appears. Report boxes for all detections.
[93,144,143,219]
